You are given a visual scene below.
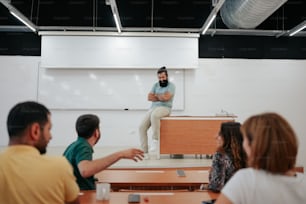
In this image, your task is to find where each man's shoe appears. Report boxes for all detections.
[149,139,158,152]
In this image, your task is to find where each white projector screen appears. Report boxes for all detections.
[41,35,198,69]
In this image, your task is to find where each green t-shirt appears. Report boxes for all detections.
[63,137,95,190]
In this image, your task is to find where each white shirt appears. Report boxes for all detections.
[222,168,306,204]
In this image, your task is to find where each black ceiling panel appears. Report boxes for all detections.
[117,0,151,27]
[0,0,305,58]
[1,0,303,31]
[258,0,306,30]
[152,0,211,28]
[0,32,40,55]
[199,35,306,59]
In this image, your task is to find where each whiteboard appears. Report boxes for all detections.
[38,68,184,110]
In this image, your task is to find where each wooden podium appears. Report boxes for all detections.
[158,116,236,159]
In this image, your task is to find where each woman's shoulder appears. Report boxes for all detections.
[214,151,234,161]
[212,151,225,160]
[214,151,223,156]
[234,168,255,177]
[234,168,272,180]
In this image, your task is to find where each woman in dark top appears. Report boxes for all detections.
[207,122,247,192]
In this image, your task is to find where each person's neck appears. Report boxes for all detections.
[86,137,96,147]
[9,136,30,146]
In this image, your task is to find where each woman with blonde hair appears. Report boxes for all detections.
[215,112,306,204]
[207,122,246,192]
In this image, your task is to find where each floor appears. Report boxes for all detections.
[109,153,212,169]
[91,147,213,169]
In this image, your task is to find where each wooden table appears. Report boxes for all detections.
[158,116,236,159]
[95,169,209,191]
[79,191,219,204]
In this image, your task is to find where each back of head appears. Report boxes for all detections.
[76,114,100,139]
[219,121,246,169]
[241,112,298,173]
[220,122,242,148]
[7,101,50,138]
[157,66,168,76]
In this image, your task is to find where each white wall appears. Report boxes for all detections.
[1,56,306,168]
[0,56,40,146]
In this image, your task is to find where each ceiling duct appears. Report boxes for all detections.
[220,0,287,29]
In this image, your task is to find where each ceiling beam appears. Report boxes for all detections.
[200,0,226,35]
[288,20,306,37]
[0,0,37,32]
[1,25,305,37]
[106,0,122,33]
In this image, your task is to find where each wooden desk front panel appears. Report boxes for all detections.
[95,169,209,190]
[79,191,219,204]
[160,118,234,154]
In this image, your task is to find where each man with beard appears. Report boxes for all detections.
[139,66,176,159]
[0,101,80,204]
[63,114,144,190]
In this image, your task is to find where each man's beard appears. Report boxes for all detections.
[159,80,168,87]
[35,133,48,154]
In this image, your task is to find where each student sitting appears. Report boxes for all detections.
[215,112,306,204]
[206,122,246,192]
[0,101,79,204]
[63,114,144,190]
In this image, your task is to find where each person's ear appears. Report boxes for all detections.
[30,122,41,141]
[94,129,99,138]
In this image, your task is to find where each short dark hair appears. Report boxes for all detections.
[157,66,168,77]
[7,101,50,138]
[76,114,100,139]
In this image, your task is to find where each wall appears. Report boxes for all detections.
[0,56,39,146]
[1,56,306,168]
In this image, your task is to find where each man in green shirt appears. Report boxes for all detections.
[64,114,144,190]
